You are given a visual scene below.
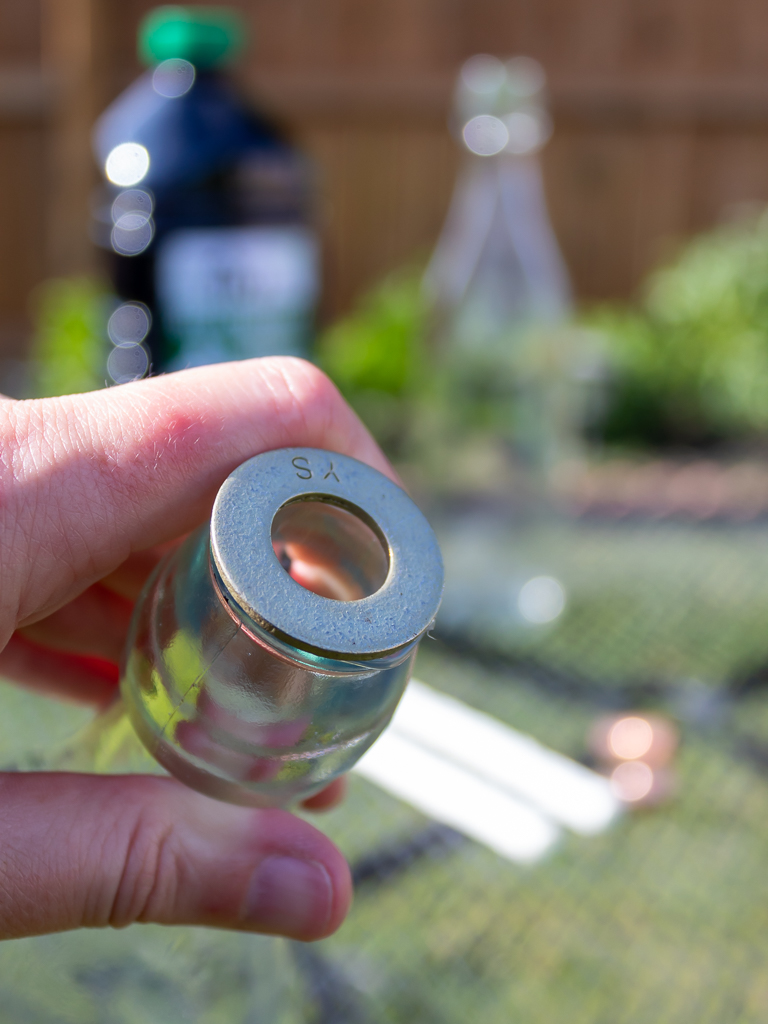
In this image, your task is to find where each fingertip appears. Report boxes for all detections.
[243,849,351,941]
[301,776,348,812]
[313,834,353,939]
[242,806,352,941]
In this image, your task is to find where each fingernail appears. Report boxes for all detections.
[244,856,333,937]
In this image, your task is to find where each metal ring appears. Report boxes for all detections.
[210,448,444,658]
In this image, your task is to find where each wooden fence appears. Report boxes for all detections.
[2,0,768,362]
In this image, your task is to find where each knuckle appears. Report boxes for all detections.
[261,356,350,440]
[273,357,341,407]
[107,810,179,928]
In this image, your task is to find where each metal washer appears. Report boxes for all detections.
[210,447,444,658]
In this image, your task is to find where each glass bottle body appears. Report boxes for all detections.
[122,526,417,808]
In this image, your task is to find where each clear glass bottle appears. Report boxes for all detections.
[120,447,444,808]
[424,55,582,473]
[426,54,571,347]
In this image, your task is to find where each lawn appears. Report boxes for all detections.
[2,516,768,1021]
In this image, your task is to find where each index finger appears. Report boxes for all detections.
[0,357,391,639]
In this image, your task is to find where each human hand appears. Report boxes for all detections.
[0,357,392,942]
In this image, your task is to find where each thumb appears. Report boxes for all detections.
[0,773,351,941]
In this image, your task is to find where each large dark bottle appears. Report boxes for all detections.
[92,6,318,379]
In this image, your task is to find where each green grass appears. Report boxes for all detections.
[315,650,768,1023]
[436,518,768,690]
[3,519,768,1020]
[308,519,768,1022]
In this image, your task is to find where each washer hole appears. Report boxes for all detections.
[271,497,390,601]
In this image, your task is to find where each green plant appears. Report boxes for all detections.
[317,270,427,454]
[30,277,109,398]
[317,268,589,479]
[589,212,768,447]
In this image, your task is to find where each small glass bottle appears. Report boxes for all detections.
[122,446,444,807]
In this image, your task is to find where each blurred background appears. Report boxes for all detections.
[6,1,768,1022]
[9,0,768,358]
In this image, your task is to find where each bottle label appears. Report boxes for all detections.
[155,225,319,369]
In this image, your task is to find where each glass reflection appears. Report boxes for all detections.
[152,58,196,98]
[111,216,154,256]
[610,760,654,802]
[458,54,507,120]
[608,716,654,760]
[111,189,153,221]
[504,110,551,154]
[107,302,151,346]
[105,143,150,187]
[517,576,566,624]
[462,114,509,156]
[107,343,150,385]
[110,189,154,255]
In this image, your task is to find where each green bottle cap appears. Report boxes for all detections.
[138,6,246,68]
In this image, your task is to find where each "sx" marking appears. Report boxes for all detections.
[292,456,340,482]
